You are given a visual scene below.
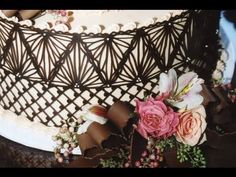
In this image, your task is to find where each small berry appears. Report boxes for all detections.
[153,162,158,168]
[149,154,155,160]
[135,161,141,167]
[69,127,74,132]
[64,151,69,157]
[124,162,130,168]
[141,151,147,157]
[63,143,69,149]
[58,157,63,163]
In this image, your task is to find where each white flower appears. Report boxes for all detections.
[216,60,225,71]
[71,122,76,127]
[63,143,69,149]
[77,117,83,124]
[69,126,74,133]
[71,143,77,148]
[60,131,70,141]
[212,70,223,81]
[159,69,204,109]
[56,139,63,145]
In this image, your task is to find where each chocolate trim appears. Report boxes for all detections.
[206,128,236,150]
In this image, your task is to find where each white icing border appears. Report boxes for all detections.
[0,10,186,35]
[0,106,82,155]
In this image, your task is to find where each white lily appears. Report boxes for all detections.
[159,69,204,110]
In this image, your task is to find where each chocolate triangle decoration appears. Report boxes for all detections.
[130,130,147,167]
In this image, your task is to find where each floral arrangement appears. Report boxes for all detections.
[101,69,207,168]
[52,68,208,167]
[52,118,82,163]
[47,10,74,30]
[52,105,108,163]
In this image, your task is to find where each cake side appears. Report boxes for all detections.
[0,10,228,167]
[0,10,221,128]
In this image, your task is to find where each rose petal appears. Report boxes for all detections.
[198,133,207,145]
[184,128,202,146]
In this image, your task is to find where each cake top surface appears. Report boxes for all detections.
[0,10,185,34]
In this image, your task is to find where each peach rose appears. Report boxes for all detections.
[176,105,207,146]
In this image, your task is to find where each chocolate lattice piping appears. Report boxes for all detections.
[0,10,220,127]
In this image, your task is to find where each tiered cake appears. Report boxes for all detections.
[1,10,233,168]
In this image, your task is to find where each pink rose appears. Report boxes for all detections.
[135,97,179,139]
[176,105,207,146]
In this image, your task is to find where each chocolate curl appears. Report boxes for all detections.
[17,10,41,21]
[201,84,232,125]
[201,84,217,106]
[211,86,230,111]
[76,108,131,157]
[210,86,232,125]
[71,101,136,167]
[76,133,100,158]
[86,122,123,149]
[130,130,147,167]
[107,101,135,139]
[1,10,18,17]
[206,128,236,150]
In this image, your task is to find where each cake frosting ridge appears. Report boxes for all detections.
[0,10,185,34]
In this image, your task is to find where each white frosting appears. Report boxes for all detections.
[0,106,82,155]
[0,10,185,34]
[85,24,102,34]
[121,22,137,31]
[53,23,69,32]
[19,20,32,26]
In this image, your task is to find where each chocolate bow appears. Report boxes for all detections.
[66,101,137,168]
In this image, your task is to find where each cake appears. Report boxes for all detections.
[0,10,235,168]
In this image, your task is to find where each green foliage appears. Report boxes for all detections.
[176,143,206,168]
[100,148,130,168]
[155,136,176,152]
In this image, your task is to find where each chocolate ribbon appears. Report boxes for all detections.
[2,10,18,17]
[2,10,42,21]
[66,101,135,167]
[201,84,236,151]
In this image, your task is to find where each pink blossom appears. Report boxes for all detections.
[135,97,179,139]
